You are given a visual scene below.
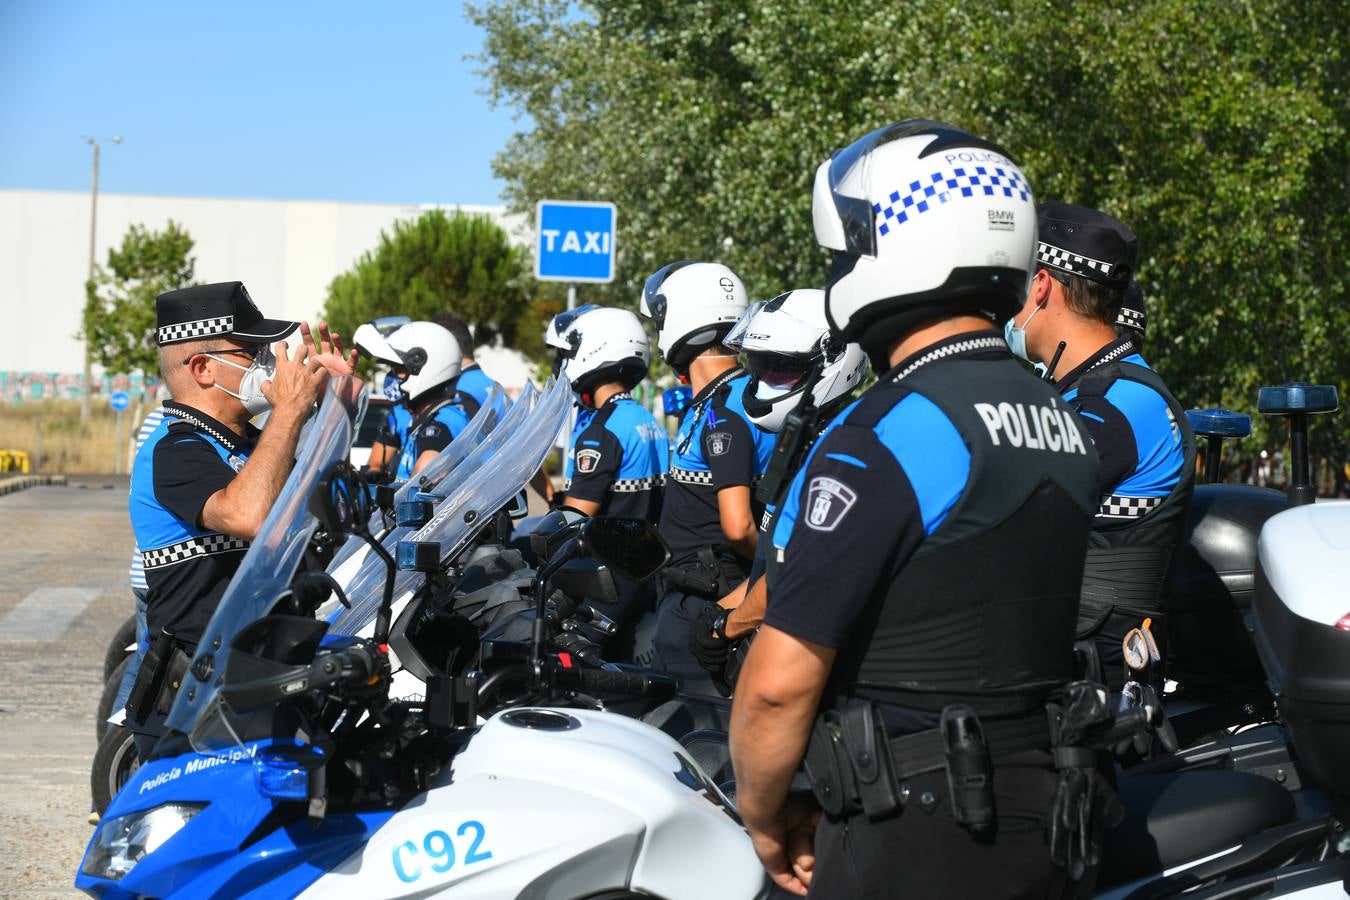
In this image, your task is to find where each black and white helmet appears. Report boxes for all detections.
[545,305,651,397]
[724,289,868,432]
[639,261,748,372]
[358,321,462,403]
[813,120,1037,362]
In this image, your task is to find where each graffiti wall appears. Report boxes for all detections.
[1,372,159,404]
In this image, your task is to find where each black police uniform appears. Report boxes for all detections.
[762,333,1102,897]
[651,367,774,685]
[1038,204,1196,685]
[127,282,297,752]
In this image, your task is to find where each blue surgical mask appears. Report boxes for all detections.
[382,378,405,403]
[1003,304,1043,362]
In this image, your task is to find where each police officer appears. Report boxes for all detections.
[638,261,775,687]
[129,282,344,753]
[1005,202,1195,686]
[354,316,412,475]
[361,321,471,480]
[687,289,868,694]
[729,122,1104,897]
[434,310,502,418]
[547,305,668,522]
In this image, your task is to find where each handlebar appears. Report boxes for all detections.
[308,642,383,693]
[556,664,679,702]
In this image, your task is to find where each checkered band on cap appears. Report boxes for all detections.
[142,533,250,569]
[1114,307,1146,330]
[158,315,234,345]
[1037,242,1115,281]
[875,165,1031,237]
[1097,494,1163,520]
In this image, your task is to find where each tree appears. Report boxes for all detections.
[81,220,197,375]
[470,0,1348,464]
[322,209,554,361]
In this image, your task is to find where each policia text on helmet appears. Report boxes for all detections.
[728,121,1146,898]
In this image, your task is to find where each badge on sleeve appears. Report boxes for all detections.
[576,448,602,474]
[805,476,856,532]
[706,431,732,456]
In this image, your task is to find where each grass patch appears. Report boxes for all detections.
[0,399,148,474]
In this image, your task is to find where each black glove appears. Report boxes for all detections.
[689,602,735,694]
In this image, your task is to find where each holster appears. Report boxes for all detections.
[126,629,192,726]
[661,548,732,599]
[804,699,904,821]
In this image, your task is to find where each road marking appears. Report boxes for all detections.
[0,587,102,642]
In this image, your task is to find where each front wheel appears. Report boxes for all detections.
[91,726,139,815]
[103,614,137,682]
[96,657,131,742]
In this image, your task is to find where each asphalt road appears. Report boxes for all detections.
[0,477,133,897]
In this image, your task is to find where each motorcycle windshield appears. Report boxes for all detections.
[329,375,571,637]
[326,383,537,629]
[323,384,513,576]
[165,378,359,736]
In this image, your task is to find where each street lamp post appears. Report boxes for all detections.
[80,134,122,421]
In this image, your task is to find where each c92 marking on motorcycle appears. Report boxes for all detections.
[391,820,493,883]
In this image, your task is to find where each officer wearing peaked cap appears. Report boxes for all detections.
[126,282,353,756]
[1005,202,1196,688]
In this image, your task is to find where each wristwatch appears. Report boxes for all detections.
[710,611,731,642]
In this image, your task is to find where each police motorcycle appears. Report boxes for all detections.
[91,384,515,799]
[79,376,767,899]
[1091,497,1350,899]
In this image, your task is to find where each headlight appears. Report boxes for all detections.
[80,802,205,881]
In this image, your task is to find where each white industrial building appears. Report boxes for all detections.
[0,189,533,401]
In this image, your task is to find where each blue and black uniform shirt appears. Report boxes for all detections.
[129,402,255,648]
[455,364,499,419]
[659,368,775,576]
[562,392,668,522]
[1056,336,1187,524]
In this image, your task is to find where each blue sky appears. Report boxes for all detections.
[0,1,520,205]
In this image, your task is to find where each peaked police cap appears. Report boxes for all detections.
[1035,201,1137,289]
[155,281,299,346]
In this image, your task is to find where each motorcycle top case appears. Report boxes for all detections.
[1252,500,1350,798]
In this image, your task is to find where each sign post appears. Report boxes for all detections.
[109,391,129,475]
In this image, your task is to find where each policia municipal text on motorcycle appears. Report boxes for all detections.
[1005,202,1196,687]
[688,289,868,696]
[730,121,1120,897]
[126,282,354,757]
[638,262,775,690]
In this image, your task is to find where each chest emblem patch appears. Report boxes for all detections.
[707,431,732,456]
[805,476,856,532]
[576,448,602,474]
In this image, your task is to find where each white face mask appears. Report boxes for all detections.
[208,347,275,416]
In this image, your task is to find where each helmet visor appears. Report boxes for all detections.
[745,350,814,391]
[639,260,697,327]
[722,301,765,352]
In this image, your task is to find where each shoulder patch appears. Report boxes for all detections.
[804,476,857,532]
[706,431,732,456]
[576,448,602,473]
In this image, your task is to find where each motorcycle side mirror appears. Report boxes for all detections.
[579,517,672,581]
[506,490,530,521]
[310,462,371,536]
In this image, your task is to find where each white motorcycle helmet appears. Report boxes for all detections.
[359,320,462,404]
[638,260,748,372]
[546,305,651,401]
[724,289,869,432]
[813,120,1037,364]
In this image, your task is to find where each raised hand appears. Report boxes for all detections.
[261,339,328,419]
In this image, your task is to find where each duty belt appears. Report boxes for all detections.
[885,713,1052,781]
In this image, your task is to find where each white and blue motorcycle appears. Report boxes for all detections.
[78,377,767,899]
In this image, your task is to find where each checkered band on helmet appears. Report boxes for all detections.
[875,166,1031,237]
[1114,306,1146,330]
[157,316,235,346]
[1037,242,1115,281]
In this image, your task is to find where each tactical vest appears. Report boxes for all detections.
[1071,360,1196,634]
[827,357,1100,718]
[394,396,467,480]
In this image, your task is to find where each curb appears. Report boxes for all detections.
[0,475,68,497]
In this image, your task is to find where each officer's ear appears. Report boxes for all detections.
[182,348,218,389]
[1028,268,1057,308]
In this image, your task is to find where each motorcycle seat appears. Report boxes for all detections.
[1098,769,1295,888]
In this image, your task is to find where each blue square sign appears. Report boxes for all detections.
[534,200,617,284]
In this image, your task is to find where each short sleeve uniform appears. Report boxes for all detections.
[563,393,668,522]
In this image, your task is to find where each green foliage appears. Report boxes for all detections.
[81,221,198,376]
[470,0,1348,463]
[322,209,553,362]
